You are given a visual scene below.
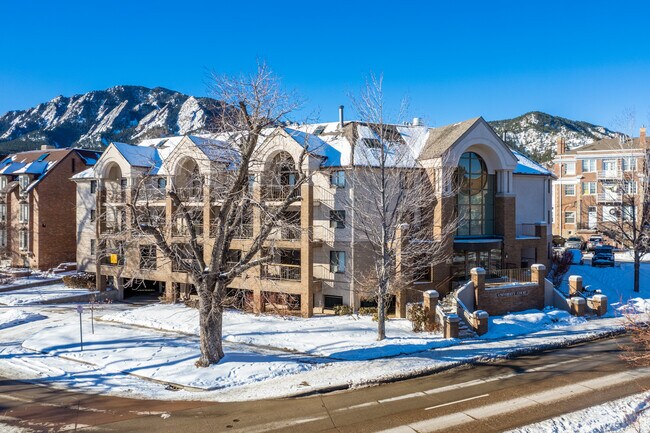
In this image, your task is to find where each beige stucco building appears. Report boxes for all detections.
[74,117,552,317]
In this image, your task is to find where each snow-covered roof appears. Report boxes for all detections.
[72,167,96,180]
[513,150,553,176]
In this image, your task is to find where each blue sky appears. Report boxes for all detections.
[1,0,649,130]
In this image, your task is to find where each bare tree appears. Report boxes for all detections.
[348,74,457,340]
[112,62,308,366]
[598,112,650,293]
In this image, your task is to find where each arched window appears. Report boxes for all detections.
[456,152,495,236]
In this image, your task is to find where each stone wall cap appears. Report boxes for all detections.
[424,290,439,298]
[592,294,608,301]
[474,310,489,319]
[568,275,583,282]
[445,314,460,322]
[470,267,486,275]
[572,297,586,304]
[531,264,546,271]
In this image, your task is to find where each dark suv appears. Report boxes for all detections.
[592,245,615,267]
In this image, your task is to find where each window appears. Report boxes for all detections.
[564,185,575,196]
[90,239,96,255]
[157,178,167,189]
[0,229,6,247]
[71,158,76,173]
[330,210,346,229]
[603,206,618,222]
[19,175,30,190]
[562,162,576,176]
[623,205,635,222]
[330,251,346,273]
[139,245,157,270]
[18,230,28,251]
[324,295,343,309]
[456,152,495,236]
[330,170,346,188]
[582,182,596,195]
[564,211,576,224]
[622,157,636,171]
[624,180,637,194]
[361,138,381,149]
[313,125,326,136]
[581,159,596,172]
[0,203,6,222]
[0,176,6,190]
[19,203,29,223]
[90,209,96,222]
[90,180,97,194]
[120,178,128,190]
[248,174,255,190]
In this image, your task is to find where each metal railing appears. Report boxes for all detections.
[597,192,622,203]
[263,185,300,201]
[231,224,253,239]
[137,187,166,201]
[261,263,301,281]
[172,223,204,237]
[175,187,203,202]
[597,170,621,179]
[486,268,532,284]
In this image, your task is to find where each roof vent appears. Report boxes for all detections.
[412,117,423,126]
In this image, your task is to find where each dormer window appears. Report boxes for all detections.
[361,138,381,149]
[19,175,30,190]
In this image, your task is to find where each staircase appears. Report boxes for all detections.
[49,262,77,274]
[439,289,478,339]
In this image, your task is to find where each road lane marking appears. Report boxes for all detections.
[424,394,489,410]
[378,391,427,404]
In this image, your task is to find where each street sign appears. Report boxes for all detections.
[76,305,84,314]
[76,305,84,351]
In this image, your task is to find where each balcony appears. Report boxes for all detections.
[263,185,300,201]
[102,223,124,234]
[232,224,253,239]
[597,170,621,179]
[597,192,622,203]
[172,223,204,237]
[136,187,166,201]
[175,187,203,202]
[261,263,301,281]
[106,189,126,203]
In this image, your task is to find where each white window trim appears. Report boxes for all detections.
[564,185,576,196]
[564,211,576,224]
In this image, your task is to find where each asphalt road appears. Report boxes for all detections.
[0,334,647,433]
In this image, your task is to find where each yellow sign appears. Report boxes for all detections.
[109,254,118,264]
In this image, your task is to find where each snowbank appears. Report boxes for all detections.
[0,284,98,306]
[0,308,45,330]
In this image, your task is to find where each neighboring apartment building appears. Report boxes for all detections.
[74,117,552,317]
[0,147,101,269]
[552,128,647,242]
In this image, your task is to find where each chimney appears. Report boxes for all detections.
[412,117,423,126]
[640,126,646,148]
[40,144,55,151]
[556,137,565,155]
[338,105,345,129]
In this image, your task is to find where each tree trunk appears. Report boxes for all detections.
[196,281,225,367]
[377,290,386,341]
[634,253,640,293]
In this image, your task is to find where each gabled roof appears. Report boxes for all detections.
[418,117,482,160]
[564,136,644,154]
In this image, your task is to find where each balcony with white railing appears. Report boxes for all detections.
[597,192,623,203]
[261,263,301,281]
[597,170,621,179]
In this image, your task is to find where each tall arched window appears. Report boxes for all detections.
[456,152,495,236]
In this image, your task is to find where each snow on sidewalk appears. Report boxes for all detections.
[0,308,46,330]
[0,283,99,306]
[507,391,650,432]
[22,321,314,390]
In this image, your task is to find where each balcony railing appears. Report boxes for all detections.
[232,224,253,239]
[261,263,301,281]
[172,223,204,237]
[137,187,166,201]
[486,268,532,284]
[102,223,124,234]
[175,187,203,202]
[597,192,623,203]
[597,170,621,179]
[263,185,300,201]
[106,189,126,203]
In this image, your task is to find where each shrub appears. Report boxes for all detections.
[548,249,574,287]
[62,273,96,290]
[407,303,428,332]
[333,304,352,315]
[358,306,377,316]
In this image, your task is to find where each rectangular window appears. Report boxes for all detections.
[71,158,76,173]
[330,170,346,188]
[582,182,596,195]
[139,245,157,270]
[324,295,344,309]
[90,239,96,255]
[603,205,618,222]
[90,180,97,194]
[581,159,596,172]
[624,180,637,194]
[247,174,255,191]
[330,210,346,229]
[562,162,576,176]
[330,251,346,273]
[19,175,30,190]
[0,203,6,222]
[0,229,6,247]
[622,157,636,171]
[19,203,29,223]
[18,230,28,251]
[564,211,576,224]
[90,209,96,222]
[0,176,6,190]
[623,205,635,222]
[564,184,575,196]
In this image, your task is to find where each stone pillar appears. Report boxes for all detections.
[471,267,485,310]
[444,314,460,339]
[253,289,265,314]
[591,294,608,316]
[569,275,582,296]
[115,277,124,301]
[473,310,489,335]
[531,264,546,310]
[164,279,175,303]
[423,290,439,330]
[571,296,585,316]
[396,290,408,319]
[300,183,314,318]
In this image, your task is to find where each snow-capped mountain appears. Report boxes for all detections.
[0,85,218,153]
[488,111,622,163]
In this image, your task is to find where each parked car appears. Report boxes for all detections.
[565,236,584,250]
[592,245,615,267]
[552,235,566,247]
[586,235,604,251]
[566,248,584,265]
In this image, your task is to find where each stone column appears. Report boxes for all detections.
[300,183,314,318]
[569,275,582,296]
[591,294,608,316]
[423,290,439,330]
[531,264,546,310]
[571,296,585,316]
[473,310,489,335]
[471,267,485,310]
[253,289,265,314]
[444,314,460,339]
[395,224,408,319]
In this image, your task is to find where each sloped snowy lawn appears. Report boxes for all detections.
[22,321,313,390]
[0,284,98,306]
[507,391,650,433]
[0,308,46,330]
[483,309,586,340]
[102,306,452,360]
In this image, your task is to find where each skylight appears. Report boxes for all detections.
[36,153,49,162]
[313,125,326,136]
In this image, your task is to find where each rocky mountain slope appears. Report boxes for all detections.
[0,85,218,153]
[488,111,622,163]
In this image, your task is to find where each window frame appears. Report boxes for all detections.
[330,170,346,188]
[330,210,346,229]
[581,159,596,173]
[581,182,596,195]
[564,184,576,196]
[330,250,346,273]
[564,211,576,224]
[562,162,576,176]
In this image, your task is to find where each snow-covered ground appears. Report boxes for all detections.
[508,391,650,433]
[0,283,98,305]
[0,309,45,330]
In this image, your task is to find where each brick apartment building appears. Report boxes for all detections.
[74,118,553,317]
[0,147,101,269]
[552,127,647,242]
